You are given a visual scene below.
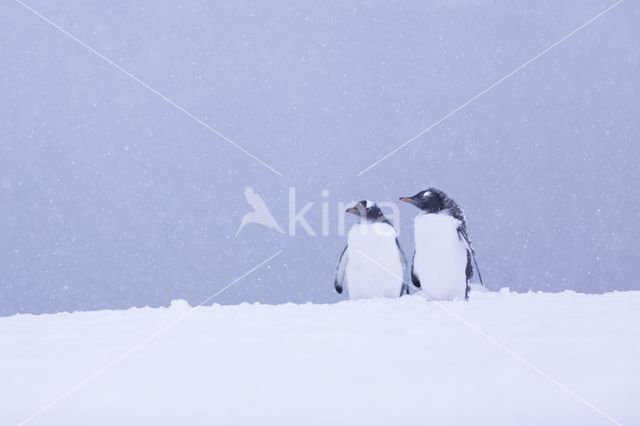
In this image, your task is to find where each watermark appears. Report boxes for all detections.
[235,187,402,237]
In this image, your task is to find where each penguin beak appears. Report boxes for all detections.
[346,207,359,216]
[399,196,414,204]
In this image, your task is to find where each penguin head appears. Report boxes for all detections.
[346,200,386,223]
[400,188,446,213]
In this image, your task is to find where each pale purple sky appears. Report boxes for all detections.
[1,0,638,315]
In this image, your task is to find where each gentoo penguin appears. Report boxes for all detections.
[400,188,483,300]
[335,200,409,300]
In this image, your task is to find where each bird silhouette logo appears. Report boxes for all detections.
[235,187,285,237]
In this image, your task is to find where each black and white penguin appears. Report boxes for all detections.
[335,200,409,300]
[400,188,483,300]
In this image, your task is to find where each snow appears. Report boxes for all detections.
[2,290,639,426]
[413,213,469,300]
[343,222,404,299]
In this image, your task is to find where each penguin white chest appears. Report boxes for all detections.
[413,214,468,300]
[345,223,404,300]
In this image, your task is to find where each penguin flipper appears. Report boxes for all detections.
[395,238,408,272]
[457,227,484,288]
[411,269,421,289]
[410,251,421,289]
[395,238,410,296]
[335,245,349,295]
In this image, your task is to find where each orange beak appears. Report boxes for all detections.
[346,207,359,215]
[399,197,414,204]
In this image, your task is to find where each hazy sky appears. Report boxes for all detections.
[1,0,638,315]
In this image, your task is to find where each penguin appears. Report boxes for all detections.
[400,188,483,300]
[334,200,409,300]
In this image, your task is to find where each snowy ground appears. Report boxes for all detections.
[1,290,639,426]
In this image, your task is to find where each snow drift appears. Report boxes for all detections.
[1,290,638,425]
